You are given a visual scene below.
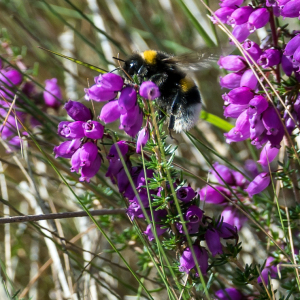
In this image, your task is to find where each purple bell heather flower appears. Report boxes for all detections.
[118,86,137,114]
[245,172,271,197]
[243,40,263,62]
[293,45,300,63]
[262,106,282,135]
[228,6,254,25]
[199,185,229,204]
[285,111,297,134]
[248,95,269,115]
[106,160,124,181]
[70,148,81,173]
[57,121,72,138]
[231,23,250,43]
[212,162,235,185]
[284,35,300,56]
[219,0,243,7]
[65,121,85,139]
[258,49,281,68]
[116,167,130,193]
[83,121,104,139]
[211,7,235,24]
[225,126,250,143]
[223,87,254,105]
[232,170,248,187]
[79,154,101,182]
[218,220,238,238]
[257,142,280,166]
[250,115,266,141]
[136,168,154,189]
[107,141,128,162]
[221,207,247,231]
[95,73,124,92]
[144,223,167,241]
[251,133,269,149]
[281,0,300,18]
[139,81,160,100]
[179,245,208,274]
[99,100,121,124]
[64,100,92,122]
[136,127,149,153]
[248,8,270,32]
[186,205,203,223]
[0,115,21,139]
[54,139,81,159]
[0,68,23,86]
[79,141,98,167]
[119,104,139,130]
[84,84,116,102]
[257,257,279,284]
[205,229,223,257]
[220,73,243,89]
[218,55,247,72]
[245,159,259,178]
[240,69,258,90]
[124,109,143,137]
[282,55,294,76]
[43,78,62,108]
[224,104,248,118]
[232,110,250,138]
[176,186,196,202]
[266,0,278,6]
[215,288,243,300]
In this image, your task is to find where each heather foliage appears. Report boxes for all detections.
[0,0,299,299]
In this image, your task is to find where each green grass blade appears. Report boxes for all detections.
[200,110,234,132]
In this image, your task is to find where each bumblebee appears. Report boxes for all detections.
[122,50,203,133]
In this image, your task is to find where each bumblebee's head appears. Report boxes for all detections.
[123,54,144,76]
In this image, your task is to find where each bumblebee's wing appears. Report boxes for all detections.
[161,51,219,70]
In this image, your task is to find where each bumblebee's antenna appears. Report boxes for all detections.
[114,53,133,82]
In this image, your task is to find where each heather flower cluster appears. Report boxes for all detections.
[212,1,300,197]
[0,55,63,149]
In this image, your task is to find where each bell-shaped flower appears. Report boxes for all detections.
[232,170,248,187]
[231,23,250,43]
[54,139,81,159]
[223,87,254,105]
[282,55,294,76]
[218,55,247,72]
[258,49,281,68]
[186,205,203,224]
[118,86,137,114]
[284,35,300,56]
[64,100,92,121]
[205,229,223,257]
[0,115,21,139]
[293,45,300,64]
[176,186,196,202]
[136,127,149,153]
[179,245,208,275]
[139,81,160,100]
[211,162,235,185]
[70,148,82,173]
[245,172,271,197]
[96,73,124,92]
[285,111,297,134]
[80,154,101,182]
[136,168,154,189]
[218,220,238,238]
[215,288,243,300]
[144,223,167,241]
[43,78,62,108]
[248,8,270,32]
[65,121,85,139]
[281,0,300,18]
[116,167,130,193]
[262,106,282,135]
[79,142,98,167]
[85,84,117,102]
[221,207,247,231]
[257,257,280,284]
[0,68,22,86]
[220,73,242,89]
[119,104,139,130]
[107,141,128,162]
[199,185,229,204]
[211,7,235,24]
[250,114,266,141]
[243,40,263,62]
[232,110,251,139]
[228,6,254,25]
[124,109,143,137]
[240,69,258,90]
[224,104,248,118]
[99,100,121,123]
[244,159,259,178]
[247,95,268,115]
[57,121,72,138]
[225,125,250,143]
[258,142,280,166]
[84,121,104,139]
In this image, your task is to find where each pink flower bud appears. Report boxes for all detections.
[257,142,280,166]
[136,127,149,153]
[245,172,271,197]
[99,100,121,123]
[79,154,101,182]
[139,81,160,100]
[248,8,270,32]
[228,6,254,25]
[96,73,124,92]
[84,121,104,139]
[43,78,62,108]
